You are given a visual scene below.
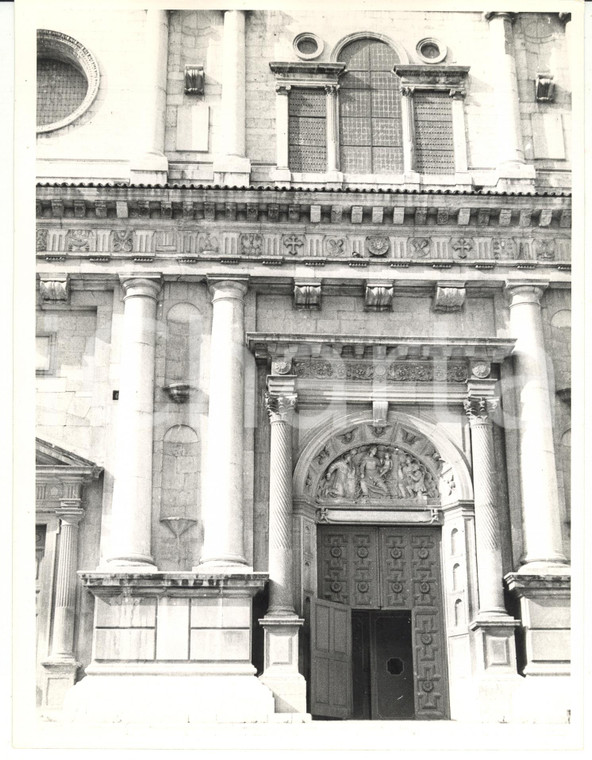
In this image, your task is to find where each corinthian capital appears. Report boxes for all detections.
[265,393,297,423]
[463,396,499,423]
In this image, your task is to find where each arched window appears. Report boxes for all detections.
[338,38,403,174]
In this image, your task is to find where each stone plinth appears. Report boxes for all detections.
[259,616,307,714]
[505,572,571,676]
[62,572,276,724]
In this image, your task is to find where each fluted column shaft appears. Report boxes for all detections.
[464,396,506,616]
[198,280,249,570]
[106,276,161,569]
[484,12,525,168]
[507,283,567,568]
[400,87,416,174]
[265,392,297,616]
[50,504,84,659]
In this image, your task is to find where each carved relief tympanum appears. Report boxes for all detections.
[317,444,439,505]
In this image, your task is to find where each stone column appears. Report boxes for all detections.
[41,493,85,710]
[484,12,535,187]
[213,10,251,185]
[272,84,291,184]
[506,282,568,571]
[463,387,509,618]
[464,382,519,690]
[325,85,342,180]
[104,275,161,570]
[130,9,169,183]
[196,279,250,571]
[50,503,85,658]
[265,389,298,615]
[259,373,306,714]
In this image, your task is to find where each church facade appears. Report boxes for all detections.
[35,6,574,724]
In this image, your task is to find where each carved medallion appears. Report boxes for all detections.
[535,239,555,260]
[66,229,92,252]
[451,237,473,259]
[240,232,263,255]
[366,236,390,257]
[111,229,133,253]
[409,237,431,258]
[283,234,304,255]
[36,229,48,252]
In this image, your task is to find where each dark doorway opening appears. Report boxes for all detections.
[352,609,414,720]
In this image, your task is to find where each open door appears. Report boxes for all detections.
[309,597,352,718]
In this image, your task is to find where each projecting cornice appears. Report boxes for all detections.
[36,184,571,229]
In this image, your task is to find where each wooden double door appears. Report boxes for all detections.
[309,525,449,720]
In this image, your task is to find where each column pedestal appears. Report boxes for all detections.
[259,617,307,714]
[62,573,276,724]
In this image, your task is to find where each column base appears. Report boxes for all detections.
[505,570,571,676]
[271,167,292,185]
[259,614,307,714]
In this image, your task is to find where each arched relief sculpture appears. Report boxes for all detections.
[317,445,439,504]
[303,421,456,509]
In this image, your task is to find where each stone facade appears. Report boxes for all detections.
[34,6,574,726]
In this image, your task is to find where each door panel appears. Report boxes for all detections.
[316,524,450,720]
[351,611,371,719]
[371,611,414,719]
[310,597,352,718]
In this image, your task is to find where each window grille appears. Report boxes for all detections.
[413,91,455,175]
[37,58,88,127]
[338,39,403,175]
[288,88,327,172]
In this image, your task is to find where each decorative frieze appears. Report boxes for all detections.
[293,358,469,384]
[35,226,571,266]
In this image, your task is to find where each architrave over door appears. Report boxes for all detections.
[309,597,352,718]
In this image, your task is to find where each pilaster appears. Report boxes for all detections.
[213,10,251,186]
[484,11,536,190]
[129,9,169,183]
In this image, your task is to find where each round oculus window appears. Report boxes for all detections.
[293,32,323,60]
[37,30,100,133]
[416,37,447,64]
